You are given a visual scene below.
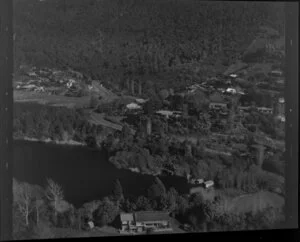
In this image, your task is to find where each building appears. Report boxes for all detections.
[126,103,142,110]
[156,110,182,119]
[190,178,204,185]
[209,92,227,110]
[204,180,214,189]
[270,69,283,77]
[120,213,136,232]
[226,88,237,94]
[277,97,285,116]
[119,211,173,234]
[257,107,273,115]
[136,98,148,104]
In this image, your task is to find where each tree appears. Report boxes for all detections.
[159,89,170,100]
[135,196,152,211]
[159,187,178,212]
[112,179,124,201]
[89,95,99,109]
[13,179,35,226]
[82,200,102,221]
[184,141,193,157]
[147,177,166,200]
[45,178,64,225]
[31,185,46,226]
[93,197,119,227]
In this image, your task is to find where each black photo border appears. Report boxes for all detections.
[0,1,298,241]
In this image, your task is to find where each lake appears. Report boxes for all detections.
[13,140,190,208]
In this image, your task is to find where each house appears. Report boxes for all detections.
[120,213,136,232]
[22,84,37,90]
[209,92,227,110]
[238,106,251,113]
[136,98,148,104]
[126,103,142,110]
[270,70,283,77]
[119,211,173,234]
[278,97,285,110]
[156,110,182,119]
[204,180,214,189]
[156,110,174,118]
[257,107,273,115]
[226,88,237,94]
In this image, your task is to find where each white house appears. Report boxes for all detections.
[126,103,142,110]
[156,110,174,118]
[257,107,273,115]
[135,98,148,104]
[23,84,37,90]
[66,79,76,88]
[278,97,285,104]
[226,88,237,94]
[270,70,283,76]
[204,180,214,189]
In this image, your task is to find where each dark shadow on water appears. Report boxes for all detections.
[13,140,189,208]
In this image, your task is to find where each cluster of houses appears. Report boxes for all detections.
[14,66,92,97]
[119,211,173,234]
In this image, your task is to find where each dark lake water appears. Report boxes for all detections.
[13,140,190,208]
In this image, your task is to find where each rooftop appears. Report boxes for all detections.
[120,213,134,222]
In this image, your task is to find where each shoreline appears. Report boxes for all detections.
[13,136,179,178]
[13,136,86,146]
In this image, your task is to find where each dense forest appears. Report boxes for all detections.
[14,0,285,92]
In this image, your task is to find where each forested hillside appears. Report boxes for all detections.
[14,0,284,91]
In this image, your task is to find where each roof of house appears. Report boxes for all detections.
[120,213,134,222]
[126,103,142,109]
[134,211,170,222]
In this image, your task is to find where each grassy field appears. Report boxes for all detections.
[14,90,91,108]
[52,226,121,238]
[229,191,284,215]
